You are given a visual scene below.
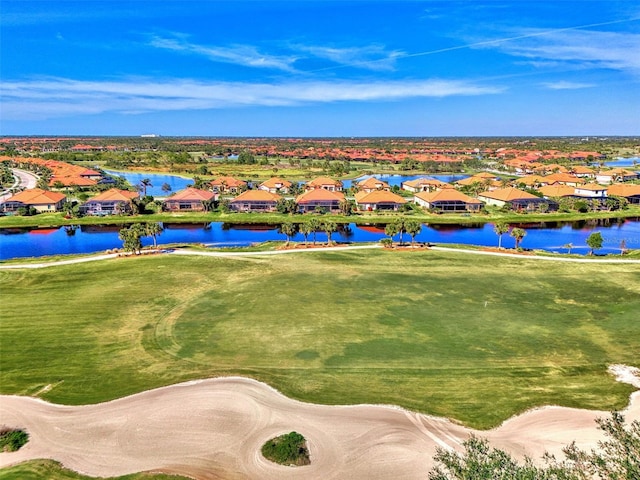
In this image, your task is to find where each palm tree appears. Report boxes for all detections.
[564,242,573,255]
[510,227,526,249]
[299,221,313,245]
[308,218,321,245]
[404,220,422,246]
[385,221,400,244]
[144,222,163,249]
[139,178,152,197]
[279,222,298,246]
[322,220,337,245]
[493,222,509,249]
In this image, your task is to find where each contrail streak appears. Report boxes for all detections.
[306,17,640,73]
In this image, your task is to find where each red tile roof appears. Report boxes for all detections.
[88,188,139,202]
[354,190,406,204]
[4,188,66,205]
[230,190,282,202]
[296,189,345,203]
[478,187,539,202]
[166,188,216,201]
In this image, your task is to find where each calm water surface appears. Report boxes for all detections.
[1,219,638,260]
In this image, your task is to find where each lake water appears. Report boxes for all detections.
[1,218,638,260]
[604,157,640,168]
[342,174,469,189]
[102,169,194,197]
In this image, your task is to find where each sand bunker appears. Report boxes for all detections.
[1,368,638,480]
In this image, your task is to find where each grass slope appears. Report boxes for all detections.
[0,460,188,480]
[1,250,639,429]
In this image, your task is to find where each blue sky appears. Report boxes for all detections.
[1,1,639,136]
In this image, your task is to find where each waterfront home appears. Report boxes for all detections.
[305,176,343,192]
[514,175,546,188]
[401,177,447,193]
[414,189,482,212]
[210,176,247,194]
[478,187,553,211]
[354,190,406,211]
[537,184,576,198]
[607,183,640,204]
[541,173,585,187]
[163,188,218,212]
[296,189,345,213]
[596,168,639,184]
[357,177,391,193]
[258,177,292,194]
[0,188,66,213]
[79,188,139,215]
[573,184,608,199]
[229,190,282,212]
[570,166,596,178]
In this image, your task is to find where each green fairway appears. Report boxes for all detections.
[1,250,639,429]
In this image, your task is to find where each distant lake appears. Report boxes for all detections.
[604,157,640,168]
[2,218,638,260]
[102,169,194,197]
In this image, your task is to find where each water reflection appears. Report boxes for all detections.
[1,219,639,260]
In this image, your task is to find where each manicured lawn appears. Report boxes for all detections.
[1,250,639,429]
[0,460,188,480]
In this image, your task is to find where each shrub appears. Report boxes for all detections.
[0,428,29,452]
[261,431,310,466]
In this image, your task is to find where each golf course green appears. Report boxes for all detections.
[1,249,638,429]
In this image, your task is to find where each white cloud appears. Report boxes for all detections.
[0,77,504,120]
[292,44,405,71]
[148,35,299,72]
[484,28,640,75]
[541,81,595,90]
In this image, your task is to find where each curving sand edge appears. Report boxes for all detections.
[1,367,638,480]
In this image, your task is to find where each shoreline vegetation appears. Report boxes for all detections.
[1,206,639,229]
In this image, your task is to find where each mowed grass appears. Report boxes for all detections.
[1,250,639,429]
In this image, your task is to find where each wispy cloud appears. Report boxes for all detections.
[148,35,299,72]
[541,81,595,90]
[1,77,504,120]
[293,44,405,71]
[484,28,640,75]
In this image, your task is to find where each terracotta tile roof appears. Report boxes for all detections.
[402,177,447,188]
[537,185,576,197]
[210,176,247,187]
[49,176,97,187]
[543,173,585,184]
[354,190,406,204]
[571,166,595,174]
[515,175,546,186]
[575,183,607,192]
[166,188,216,201]
[230,190,282,202]
[606,184,640,196]
[415,189,482,203]
[306,176,342,188]
[357,177,391,190]
[296,189,345,203]
[259,177,292,189]
[478,187,540,202]
[88,188,139,202]
[4,188,66,205]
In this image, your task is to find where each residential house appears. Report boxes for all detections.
[163,188,218,212]
[258,177,292,194]
[573,184,608,199]
[537,184,576,199]
[541,173,585,187]
[478,187,554,211]
[296,189,345,213]
[210,176,247,194]
[229,190,282,212]
[596,168,639,184]
[570,166,596,178]
[79,188,139,215]
[401,177,447,193]
[607,183,640,204]
[354,190,406,211]
[357,177,391,193]
[414,189,482,212]
[305,176,343,192]
[0,188,66,213]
